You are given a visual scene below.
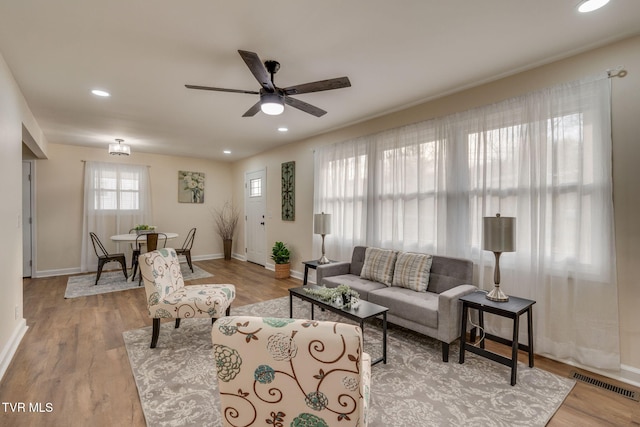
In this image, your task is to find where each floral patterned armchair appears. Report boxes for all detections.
[212,316,371,427]
[139,248,235,348]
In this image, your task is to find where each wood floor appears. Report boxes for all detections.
[1,258,638,426]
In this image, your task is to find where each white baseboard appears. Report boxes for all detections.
[0,319,28,382]
[33,267,81,278]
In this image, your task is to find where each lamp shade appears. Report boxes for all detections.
[260,92,285,115]
[314,213,331,235]
[483,214,515,252]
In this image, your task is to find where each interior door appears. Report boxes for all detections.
[245,168,266,265]
[22,161,33,277]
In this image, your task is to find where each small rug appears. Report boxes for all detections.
[123,297,575,427]
[64,265,213,299]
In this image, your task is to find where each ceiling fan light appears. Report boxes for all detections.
[260,92,284,115]
[109,138,131,156]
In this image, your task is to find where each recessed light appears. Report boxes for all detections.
[577,0,610,13]
[278,127,288,132]
[223,150,231,154]
[91,89,110,97]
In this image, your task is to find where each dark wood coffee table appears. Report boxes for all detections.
[289,285,388,365]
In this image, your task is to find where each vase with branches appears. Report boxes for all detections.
[213,202,239,260]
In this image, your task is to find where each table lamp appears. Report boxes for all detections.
[314,212,331,264]
[483,213,516,302]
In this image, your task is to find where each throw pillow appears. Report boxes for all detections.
[360,247,397,286]
[392,252,433,292]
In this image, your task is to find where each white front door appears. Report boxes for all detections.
[245,168,267,265]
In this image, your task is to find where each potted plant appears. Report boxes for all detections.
[133,224,156,235]
[271,241,291,279]
[213,202,239,260]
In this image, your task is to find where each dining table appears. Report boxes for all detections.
[110,232,179,244]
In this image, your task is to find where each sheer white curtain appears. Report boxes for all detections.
[80,161,153,272]
[314,75,619,369]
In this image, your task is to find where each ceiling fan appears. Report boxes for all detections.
[185,50,351,117]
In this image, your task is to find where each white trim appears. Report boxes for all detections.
[34,267,81,278]
[0,319,28,382]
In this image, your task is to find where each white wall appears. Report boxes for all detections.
[0,52,47,379]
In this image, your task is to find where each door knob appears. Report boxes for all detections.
[260,222,265,225]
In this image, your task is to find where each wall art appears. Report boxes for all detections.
[281,161,295,220]
[178,170,205,203]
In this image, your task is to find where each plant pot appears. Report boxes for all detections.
[223,239,232,260]
[274,263,290,279]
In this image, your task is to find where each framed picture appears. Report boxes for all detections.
[281,161,295,221]
[178,171,205,203]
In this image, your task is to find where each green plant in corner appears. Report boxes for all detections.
[271,241,291,264]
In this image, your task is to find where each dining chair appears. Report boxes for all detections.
[131,232,168,284]
[89,232,128,286]
[140,248,235,348]
[128,228,141,271]
[175,227,196,272]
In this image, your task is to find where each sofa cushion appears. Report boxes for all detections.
[392,252,433,292]
[368,287,439,329]
[360,247,397,286]
[350,246,367,276]
[323,274,387,301]
[427,255,474,294]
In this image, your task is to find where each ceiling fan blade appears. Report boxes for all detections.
[238,50,275,93]
[185,84,259,95]
[242,101,262,117]
[284,96,327,117]
[283,76,351,95]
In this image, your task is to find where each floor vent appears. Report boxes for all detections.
[569,370,639,401]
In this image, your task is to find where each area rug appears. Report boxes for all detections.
[64,265,213,299]
[123,297,574,427]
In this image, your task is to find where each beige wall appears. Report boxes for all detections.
[231,35,640,371]
[0,51,47,378]
[35,143,233,274]
[231,142,316,275]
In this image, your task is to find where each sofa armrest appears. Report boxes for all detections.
[315,262,351,285]
[437,284,478,343]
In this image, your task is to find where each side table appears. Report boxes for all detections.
[458,291,536,386]
[302,259,335,286]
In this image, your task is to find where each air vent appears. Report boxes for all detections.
[569,370,639,401]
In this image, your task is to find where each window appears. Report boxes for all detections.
[316,78,613,272]
[249,178,262,197]
[93,168,142,210]
[81,161,153,273]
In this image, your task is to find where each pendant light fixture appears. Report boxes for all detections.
[109,138,131,156]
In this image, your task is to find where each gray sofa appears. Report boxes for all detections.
[315,246,476,362]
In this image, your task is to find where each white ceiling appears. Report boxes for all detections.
[1,1,639,161]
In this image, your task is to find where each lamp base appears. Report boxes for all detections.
[317,255,330,265]
[486,285,509,302]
